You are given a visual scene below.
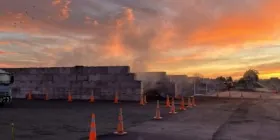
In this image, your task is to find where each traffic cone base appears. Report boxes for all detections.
[179,107,186,111]
[169,111,178,114]
[153,116,162,120]
[114,131,127,135]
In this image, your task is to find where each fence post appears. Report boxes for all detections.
[11,123,15,140]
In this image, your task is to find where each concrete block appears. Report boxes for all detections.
[53,82,70,87]
[108,66,130,74]
[88,74,99,81]
[42,74,54,81]
[53,75,67,82]
[66,75,77,81]
[59,67,70,74]
[70,66,84,74]
[95,67,109,74]
[116,74,135,81]
[120,81,141,88]
[77,75,88,81]
[69,81,83,88]
[81,81,95,88]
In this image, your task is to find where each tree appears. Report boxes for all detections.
[215,76,227,91]
[226,76,233,82]
[215,76,233,90]
[243,69,259,82]
[243,69,259,90]
[216,76,226,82]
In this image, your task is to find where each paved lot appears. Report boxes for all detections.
[99,98,280,140]
[1,97,280,140]
[0,99,170,140]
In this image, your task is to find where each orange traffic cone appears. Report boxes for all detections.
[192,96,196,106]
[89,90,95,103]
[139,94,145,105]
[68,91,72,102]
[114,92,119,104]
[154,100,162,120]
[89,113,97,140]
[27,91,32,100]
[144,95,148,104]
[187,97,192,108]
[169,98,177,114]
[45,92,49,101]
[165,95,171,107]
[114,108,127,135]
[179,96,186,111]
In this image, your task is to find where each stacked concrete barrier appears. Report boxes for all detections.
[3,66,141,101]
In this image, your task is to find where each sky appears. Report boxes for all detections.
[0,0,280,79]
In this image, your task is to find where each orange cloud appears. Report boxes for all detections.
[156,53,204,64]
[0,63,16,68]
[0,51,6,54]
[0,41,9,45]
[187,0,280,46]
[84,16,98,26]
[52,0,62,6]
[51,0,71,20]
[0,50,17,55]
[124,7,135,23]
[59,0,71,20]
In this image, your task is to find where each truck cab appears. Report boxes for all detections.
[0,69,14,106]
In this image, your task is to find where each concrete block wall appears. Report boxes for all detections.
[3,66,141,101]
